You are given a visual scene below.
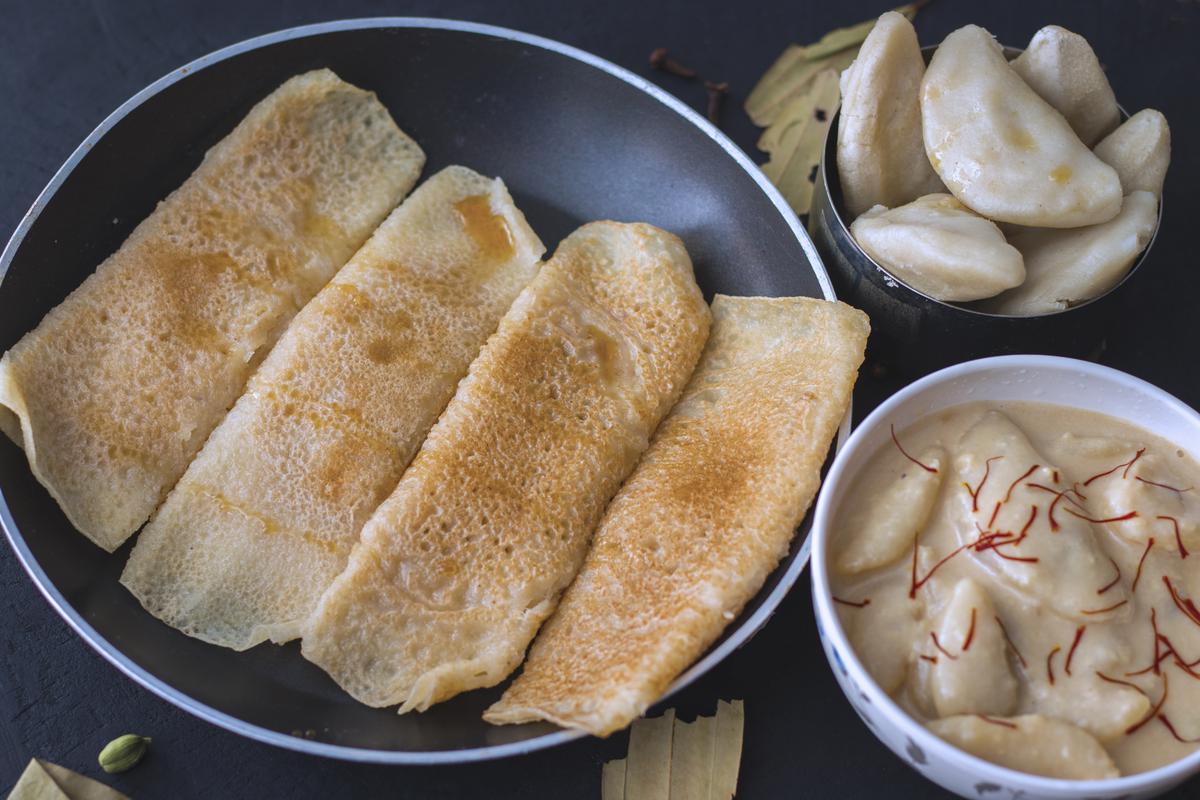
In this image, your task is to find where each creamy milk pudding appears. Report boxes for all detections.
[830,401,1200,778]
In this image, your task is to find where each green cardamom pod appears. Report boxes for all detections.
[98,734,150,773]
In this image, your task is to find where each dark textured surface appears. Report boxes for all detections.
[1,0,1197,797]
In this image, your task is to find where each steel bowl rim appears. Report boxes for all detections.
[819,43,1163,320]
[0,17,846,765]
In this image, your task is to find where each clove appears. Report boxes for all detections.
[705,80,729,125]
[648,48,731,128]
[649,48,697,79]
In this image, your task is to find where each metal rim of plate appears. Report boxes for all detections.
[0,17,848,764]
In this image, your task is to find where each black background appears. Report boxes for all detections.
[1,0,1197,797]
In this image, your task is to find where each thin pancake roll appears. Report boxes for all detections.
[301,221,711,712]
[119,166,543,649]
[486,296,869,736]
[0,69,424,551]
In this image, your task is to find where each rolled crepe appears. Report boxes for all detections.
[301,221,711,712]
[486,296,869,736]
[0,69,424,551]
[119,166,543,649]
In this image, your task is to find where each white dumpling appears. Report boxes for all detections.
[836,446,945,574]
[839,570,924,694]
[1053,432,1140,460]
[929,579,1018,718]
[954,411,1127,621]
[1087,451,1200,554]
[1011,25,1120,147]
[921,25,1122,228]
[1154,555,1200,742]
[1025,622,1151,741]
[850,194,1024,302]
[1095,109,1172,198]
[1183,547,1200,606]
[837,11,944,217]
[984,191,1158,316]
[928,715,1120,780]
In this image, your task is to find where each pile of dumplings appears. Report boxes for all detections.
[837,14,1170,316]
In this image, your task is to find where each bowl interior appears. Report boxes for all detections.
[0,21,831,761]
[812,355,1200,794]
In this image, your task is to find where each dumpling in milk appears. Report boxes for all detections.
[1095,109,1172,198]
[837,11,943,217]
[1053,432,1141,460]
[954,410,1126,621]
[984,191,1158,316]
[1023,622,1151,741]
[928,579,1018,718]
[921,25,1122,228]
[839,570,923,694]
[850,194,1024,302]
[1011,25,1120,147]
[1087,450,1200,555]
[835,445,944,574]
[928,715,1119,780]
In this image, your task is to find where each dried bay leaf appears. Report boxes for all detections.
[759,68,841,178]
[748,2,931,215]
[669,715,717,800]
[602,758,628,800]
[601,702,745,800]
[772,73,841,214]
[625,709,675,800]
[797,1,925,61]
[6,760,129,800]
[744,46,805,123]
[746,47,857,127]
[5,761,68,800]
[748,43,804,86]
[745,1,925,125]
[710,700,746,800]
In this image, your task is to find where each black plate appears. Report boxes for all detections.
[0,18,836,763]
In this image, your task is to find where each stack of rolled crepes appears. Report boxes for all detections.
[0,68,869,734]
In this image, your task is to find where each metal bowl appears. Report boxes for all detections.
[0,18,844,764]
[807,46,1161,378]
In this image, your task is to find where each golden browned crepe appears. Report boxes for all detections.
[485,295,869,736]
[301,221,711,712]
[0,69,424,551]
[119,166,543,649]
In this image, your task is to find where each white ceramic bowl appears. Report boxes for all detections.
[811,355,1200,799]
